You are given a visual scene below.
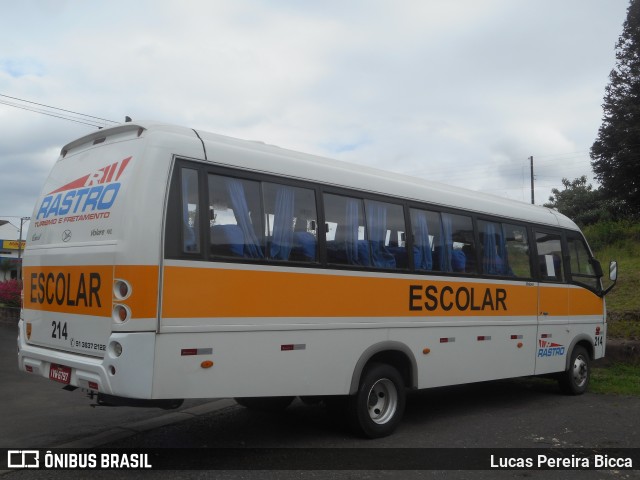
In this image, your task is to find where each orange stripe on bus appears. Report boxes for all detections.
[23,264,604,320]
[23,265,158,318]
[162,266,552,318]
[538,285,569,317]
[569,287,605,316]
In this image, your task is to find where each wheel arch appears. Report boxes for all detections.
[564,334,594,370]
[349,341,418,395]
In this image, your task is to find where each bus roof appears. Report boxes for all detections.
[62,121,579,231]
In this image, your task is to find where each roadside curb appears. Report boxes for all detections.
[57,398,238,449]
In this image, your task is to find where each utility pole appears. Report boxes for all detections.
[529,156,534,205]
[17,216,30,280]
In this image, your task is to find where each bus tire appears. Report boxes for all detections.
[234,396,295,411]
[558,345,590,395]
[347,362,406,438]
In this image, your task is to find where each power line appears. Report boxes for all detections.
[0,99,108,128]
[534,150,590,159]
[403,156,594,182]
[0,94,118,123]
[0,93,119,128]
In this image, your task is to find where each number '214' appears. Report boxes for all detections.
[51,321,68,340]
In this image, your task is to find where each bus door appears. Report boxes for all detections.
[533,230,569,375]
[565,232,607,358]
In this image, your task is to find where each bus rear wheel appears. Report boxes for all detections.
[347,363,406,438]
[234,396,295,411]
[558,345,590,395]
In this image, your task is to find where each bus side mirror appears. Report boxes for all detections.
[609,260,617,282]
[601,260,618,296]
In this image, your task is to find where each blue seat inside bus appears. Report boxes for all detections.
[211,225,245,257]
[290,231,317,261]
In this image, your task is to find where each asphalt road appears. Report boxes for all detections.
[2,322,640,479]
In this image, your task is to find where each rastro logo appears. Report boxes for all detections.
[35,156,131,220]
[537,339,565,357]
[48,156,131,195]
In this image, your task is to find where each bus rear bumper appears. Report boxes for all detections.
[17,319,156,400]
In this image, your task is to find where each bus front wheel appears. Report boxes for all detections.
[347,362,406,438]
[558,345,590,395]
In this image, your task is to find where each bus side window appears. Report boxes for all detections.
[441,213,476,274]
[477,221,530,278]
[503,223,531,278]
[535,231,564,282]
[324,194,371,267]
[478,220,509,276]
[263,182,318,262]
[181,168,200,254]
[410,208,439,272]
[364,200,406,269]
[209,175,264,259]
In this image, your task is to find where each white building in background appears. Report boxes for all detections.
[0,220,25,281]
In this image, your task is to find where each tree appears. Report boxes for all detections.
[544,176,611,227]
[590,0,640,219]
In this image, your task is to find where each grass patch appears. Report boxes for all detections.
[607,317,640,340]
[511,364,640,397]
[594,241,640,316]
[590,363,640,396]
[592,236,640,341]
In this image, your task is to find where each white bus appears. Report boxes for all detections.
[18,122,616,438]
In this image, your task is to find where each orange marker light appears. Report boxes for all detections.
[201,360,214,369]
[423,348,431,355]
[113,304,128,322]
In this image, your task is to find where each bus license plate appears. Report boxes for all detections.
[49,364,71,385]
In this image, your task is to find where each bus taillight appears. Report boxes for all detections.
[113,304,130,323]
[113,279,131,300]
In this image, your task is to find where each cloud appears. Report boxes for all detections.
[0,0,629,222]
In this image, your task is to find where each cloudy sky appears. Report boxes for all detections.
[0,0,630,234]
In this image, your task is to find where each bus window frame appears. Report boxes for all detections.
[164,157,601,296]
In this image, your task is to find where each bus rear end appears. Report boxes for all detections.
[17,123,185,407]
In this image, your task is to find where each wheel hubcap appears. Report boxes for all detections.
[572,354,588,388]
[367,378,398,424]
